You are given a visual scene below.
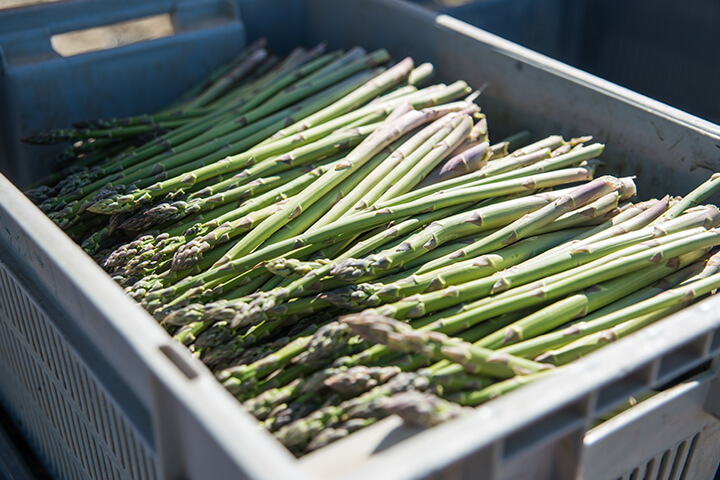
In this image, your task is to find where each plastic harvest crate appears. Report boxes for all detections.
[0,0,719,479]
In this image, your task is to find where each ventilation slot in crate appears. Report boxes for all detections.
[0,260,158,480]
[615,433,700,480]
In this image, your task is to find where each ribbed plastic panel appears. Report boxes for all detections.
[0,260,157,480]
[617,434,699,480]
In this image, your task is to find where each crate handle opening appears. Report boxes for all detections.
[503,400,587,459]
[50,13,175,57]
[159,344,198,380]
[594,364,654,415]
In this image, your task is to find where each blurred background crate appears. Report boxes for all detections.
[412,0,720,124]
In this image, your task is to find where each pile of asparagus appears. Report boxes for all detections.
[24,39,720,456]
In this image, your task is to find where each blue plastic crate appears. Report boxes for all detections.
[0,0,245,188]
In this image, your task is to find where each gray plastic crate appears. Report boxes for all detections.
[581,368,720,480]
[0,0,719,479]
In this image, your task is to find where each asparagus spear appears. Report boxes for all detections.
[412,175,632,274]
[377,142,604,208]
[315,109,475,226]
[528,197,670,262]
[408,63,435,86]
[474,248,707,350]
[158,202,469,326]
[411,229,720,335]
[414,115,491,188]
[537,268,720,365]
[142,164,594,311]
[372,115,474,202]
[382,391,468,428]
[266,57,416,139]
[43,46,337,197]
[181,48,270,109]
[85,82,471,216]
[650,173,720,225]
[220,108,464,261]
[273,371,434,454]
[367,225,719,326]
[499,260,708,359]
[320,229,582,309]
[446,372,552,407]
[343,314,554,378]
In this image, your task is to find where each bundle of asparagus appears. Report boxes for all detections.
[24,39,720,457]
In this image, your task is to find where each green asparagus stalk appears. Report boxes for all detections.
[415,114,490,188]
[376,142,604,208]
[47,45,333,191]
[85,83,471,216]
[382,391,468,428]
[408,63,435,86]
[181,48,269,109]
[410,228,720,337]
[259,139,401,246]
[315,109,474,226]
[319,229,584,309]
[650,173,720,225]
[161,38,268,111]
[446,371,552,406]
[473,147,552,178]
[329,174,605,282]
[273,371,434,453]
[220,108,461,262]
[48,70,379,225]
[499,260,708,359]
[161,200,477,326]
[413,175,631,274]
[112,156,336,235]
[370,223,718,323]
[418,141,490,186]
[535,268,720,365]
[342,314,553,378]
[474,248,707,350]
[265,57,415,140]
[373,115,474,202]
[529,196,670,262]
[140,170,595,310]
